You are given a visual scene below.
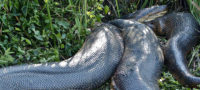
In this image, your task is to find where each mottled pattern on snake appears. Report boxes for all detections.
[0,24,124,89]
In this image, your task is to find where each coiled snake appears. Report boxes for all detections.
[145,12,200,87]
[0,5,200,89]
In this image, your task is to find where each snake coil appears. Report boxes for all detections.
[145,13,200,87]
[1,5,200,89]
[109,19,164,90]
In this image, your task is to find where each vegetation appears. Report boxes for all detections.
[0,0,200,89]
[187,0,200,24]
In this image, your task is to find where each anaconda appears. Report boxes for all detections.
[145,13,200,87]
[107,5,166,90]
[0,24,124,89]
[1,5,199,89]
[0,5,166,89]
[109,19,164,90]
[120,5,167,22]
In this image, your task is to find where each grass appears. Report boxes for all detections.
[0,0,200,89]
[187,0,200,24]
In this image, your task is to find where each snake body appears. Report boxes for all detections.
[110,19,164,90]
[1,5,200,89]
[120,5,167,22]
[145,13,200,87]
[0,24,124,89]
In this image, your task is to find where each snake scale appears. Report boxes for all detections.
[0,24,124,89]
[0,5,200,89]
[109,19,164,90]
[145,12,200,87]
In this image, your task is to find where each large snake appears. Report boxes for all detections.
[112,5,200,88]
[0,5,200,89]
[0,24,124,89]
[109,19,164,90]
[145,13,200,87]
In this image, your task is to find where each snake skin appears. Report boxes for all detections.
[110,19,164,90]
[1,5,199,89]
[0,24,124,89]
[146,13,200,87]
[120,5,167,22]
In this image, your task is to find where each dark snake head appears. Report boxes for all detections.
[108,5,168,29]
[120,5,168,22]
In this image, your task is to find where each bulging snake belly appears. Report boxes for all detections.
[1,5,200,89]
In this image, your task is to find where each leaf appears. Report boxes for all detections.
[45,19,50,23]
[0,44,6,52]
[25,38,32,45]
[44,0,49,3]
[0,48,15,64]
[56,33,62,42]
[57,20,69,29]
[87,11,95,18]
[54,2,59,6]
[5,48,14,55]
[96,14,104,22]
[17,47,25,54]
[34,35,43,41]
[2,29,10,33]
[0,60,8,64]
[104,5,109,14]
[33,30,43,41]
[14,1,19,9]
[2,14,7,25]
[15,27,21,31]
[97,5,103,10]
[61,44,64,49]
[21,6,28,16]
[61,33,66,39]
